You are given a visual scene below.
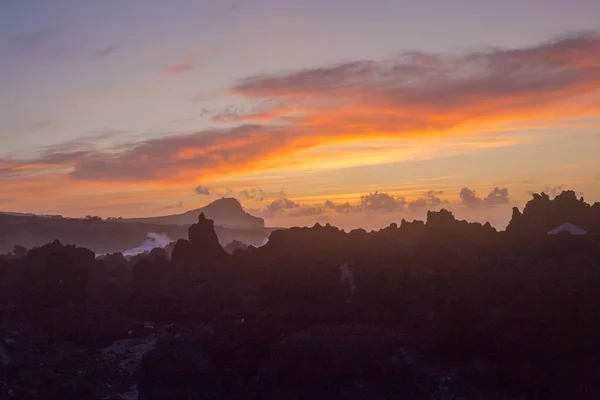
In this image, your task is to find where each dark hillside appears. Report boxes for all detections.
[1,191,600,399]
[0,213,273,254]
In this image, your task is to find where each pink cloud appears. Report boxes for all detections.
[164,64,193,74]
[2,32,599,187]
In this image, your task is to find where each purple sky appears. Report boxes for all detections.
[1,0,599,229]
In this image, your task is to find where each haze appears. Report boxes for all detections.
[1,0,599,230]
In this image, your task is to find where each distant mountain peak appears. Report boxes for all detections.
[124,197,265,229]
[205,197,244,210]
[215,197,241,204]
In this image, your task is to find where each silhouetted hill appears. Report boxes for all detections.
[0,212,273,255]
[124,198,265,229]
[3,195,600,399]
[506,190,600,236]
[2,190,598,256]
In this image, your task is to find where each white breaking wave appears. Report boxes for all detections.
[122,232,172,257]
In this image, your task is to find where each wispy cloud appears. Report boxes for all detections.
[359,191,406,212]
[408,190,449,210]
[95,45,118,58]
[2,33,599,191]
[247,186,512,222]
[266,198,299,213]
[231,32,600,137]
[459,187,510,208]
[164,64,193,74]
[324,190,447,213]
[239,188,268,201]
[288,205,326,218]
[324,200,359,214]
[526,185,585,199]
[164,202,184,210]
[29,121,53,130]
[194,186,211,195]
[527,185,564,198]
[211,101,292,123]
[238,188,286,201]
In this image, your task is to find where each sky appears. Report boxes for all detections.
[1,0,599,230]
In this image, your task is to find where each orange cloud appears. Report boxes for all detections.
[231,32,600,135]
[2,32,600,194]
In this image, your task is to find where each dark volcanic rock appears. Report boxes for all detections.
[426,209,496,236]
[188,213,221,250]
[254,323,438,400]
[507,190,600,236]
[5,188,600,400]
[172,214,228,264]
[224,240,248,254]
[138,336,219,400]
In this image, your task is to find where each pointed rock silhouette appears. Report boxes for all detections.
[172,213,228,266]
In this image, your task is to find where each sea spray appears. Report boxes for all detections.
[122,232,172,257]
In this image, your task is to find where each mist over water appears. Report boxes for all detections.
[122,232,172,257]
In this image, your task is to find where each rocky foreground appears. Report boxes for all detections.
[2,191,600,399]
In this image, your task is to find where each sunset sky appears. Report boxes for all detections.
[1,0,599,230]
